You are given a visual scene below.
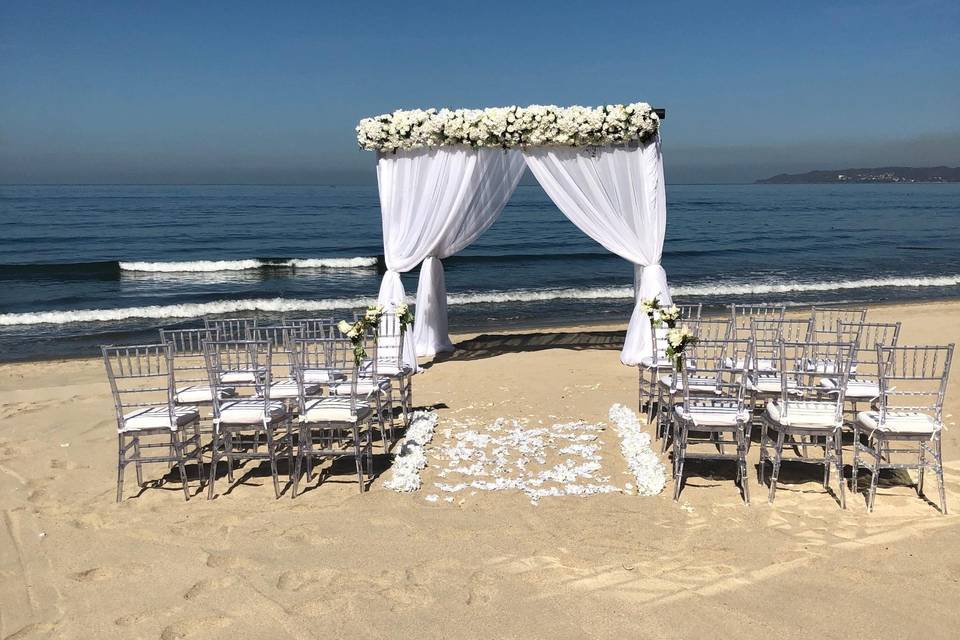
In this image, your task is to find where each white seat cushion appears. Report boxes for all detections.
[301,397,372,423]
[330,378,390,396]
[747,375,798,394]
[218,399,288,424]
[639,356,673,369]
[122,406,199,432]
[674,403,750,427]
[856,411,939,436]
[766,400,838,428]
[174,384,235,404]
[360,359,411,377]
[220,368,266,384]
[302,369,346,384]
[724,357,775,372]
[819,378,880,399]
[264,378,320,399]
[658,374,719,393]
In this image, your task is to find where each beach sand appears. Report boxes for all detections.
[2,301,959,639]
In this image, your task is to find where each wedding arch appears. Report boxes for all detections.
[357,102,670,369]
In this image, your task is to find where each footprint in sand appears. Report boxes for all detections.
[276,568,334,592]
[205,551,257,571]
[160,615,232,640]
[184,576,237,600]
[72,566,115,582]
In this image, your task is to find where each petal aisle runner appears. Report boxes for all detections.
[385,404,665,505]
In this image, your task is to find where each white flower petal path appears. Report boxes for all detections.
[383,411,438,492]
[609,403,666,496]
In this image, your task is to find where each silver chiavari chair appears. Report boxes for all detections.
[160,328,234,417]
[819,321,901,415]
[759,339,855,507]
[809,306,867,342]
[670,337,753,504]
[747,318,813,409]
[251,324,320,405]
[336,318,395,449]
[102,343,203,502]
[291,336,375,496]
[203,339,293,499]
[730,303,786,339]
[694,317,732,342]
[362,310,413,428]
[639,304,703,417]
[852,344,954,513]
[204,317,258,341]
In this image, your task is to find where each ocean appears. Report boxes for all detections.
[1,183,959,362]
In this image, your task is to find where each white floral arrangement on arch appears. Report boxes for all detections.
[356,102,659,152]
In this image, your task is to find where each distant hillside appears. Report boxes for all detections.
[756,166,960,184]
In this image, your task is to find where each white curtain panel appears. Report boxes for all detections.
[376,147,526,366]
[523,136,670,364]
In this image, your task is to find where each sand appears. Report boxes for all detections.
[1,301,959,639]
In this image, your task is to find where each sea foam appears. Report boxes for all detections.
[118,257,377,272]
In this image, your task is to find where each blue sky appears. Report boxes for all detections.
[1,0,958,183]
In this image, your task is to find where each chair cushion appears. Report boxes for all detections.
[724,357,775,372]
[747,375,798,394]
[220,368,266,384]
[330,378,390,396]
[658,374,719,393]
[766,400,839,428]
[218,399,288,424]
[674,403,750,427]
[856,411,939,436]
[360,359,411,377]
[302,369,346,384]
[301,397,373,423]
[122,406,199,432]
[174,384,235,404]
[819,378,880,399]
[264,378,320,399]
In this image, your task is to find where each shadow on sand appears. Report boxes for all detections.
[424,329,627,366]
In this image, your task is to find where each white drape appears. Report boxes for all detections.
[376,147,526,367]
[523,136,670,364]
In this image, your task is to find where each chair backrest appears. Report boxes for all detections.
[777,340,855,424]
[160,327,217,389]
[202,339,273,419]
[375,311,404,367]
[750,318,813,365]
[101,343,175,430]
[876,344,954,424]
[285,317,337,339]
[675,303,703,321]
[678,337,751,411]
[838,321,901,381]
[204,317,257,341]
[292,337,360,415]
[252,325,303,378]
[730,303,786,338]
[810,306,867,340]
[692,318,731,342]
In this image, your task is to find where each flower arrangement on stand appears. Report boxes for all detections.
[338,304,385,365]
[666,325,698,372]
[395,302,415,333]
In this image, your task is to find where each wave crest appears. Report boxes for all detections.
[118,257,377,273]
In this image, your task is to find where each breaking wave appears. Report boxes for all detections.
[1,274,958,326]
[118,257,378,272]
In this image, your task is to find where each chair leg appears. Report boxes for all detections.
[116,434,126,503]
[132,435,144,487]
[738,428,750,505]
[292,424,305,499]
[768,430,785,503]
[353,425,365,492]
[867,438,882,512]
[832,433,845,509]
[225,431,235,482]
[851,428,860,495]
[264,427,281,499]
[207,430,221,500]
[758,421,769,485]
[672,424,686,501]
[171,431,191,501]
[935,437,947,515]
[917,440,927,497]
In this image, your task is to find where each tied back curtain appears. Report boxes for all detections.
[523,136,670,364]
[376,147,526,367]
